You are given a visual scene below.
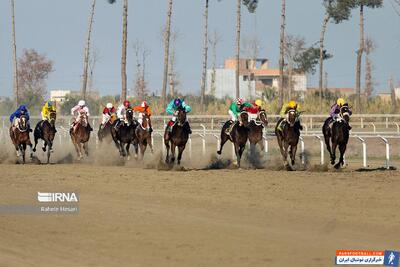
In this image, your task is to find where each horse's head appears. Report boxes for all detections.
[18,114,28,131]
[287,109,297,127]
[79,110,88,127]
[49,111,56,127]
[141,113,150,128]
[257,109,268,127]
[126,108,134,124]
[239,111,249,127]
[340,106,350,123]
[177,108,187,126]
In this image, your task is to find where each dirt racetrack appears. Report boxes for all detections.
[0,162,399,267]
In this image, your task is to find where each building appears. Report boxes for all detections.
[50,89,100,103]
[377,93,391,102]
[206,58,307,100]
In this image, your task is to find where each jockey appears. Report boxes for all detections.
[244,99,263,121]
[166,98,192,134]
[41,101,56,121]
[10,104,32,132]
[228,98,252,122]
[115,100,132,129]
[329,98,352,129]
[133,100,153,132]
[278,100,303,131]
[70,100,92,131]
[101,102,116,129]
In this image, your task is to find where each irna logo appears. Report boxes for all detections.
[37,192,79,202]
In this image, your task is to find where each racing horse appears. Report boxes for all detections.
[98,113,117,143]
[275,109,301,169]
[217,111,250,168]
[33,111,57,164]
[111,108,137,158]
[9,114,33,164]
[164,107,190,165]
[135,113,153,160]
[70,110,91,160]
[248,109,268,152]
[322,105,351,169]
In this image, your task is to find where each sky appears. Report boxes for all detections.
[0,0,399,98]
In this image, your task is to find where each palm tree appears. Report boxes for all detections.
[162,0,173,108]
[278,0,286,108]
[108,0,128,102]
[82,0,96,100]
[200,0,210,110]
[235,0,258,99]
[353,0,382,113]
[11,0,19,107]
[318,0,353,111]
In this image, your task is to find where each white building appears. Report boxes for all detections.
[50,90,71,103]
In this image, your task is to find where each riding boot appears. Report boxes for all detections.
[184,121,192,134]
[225,121,235,137]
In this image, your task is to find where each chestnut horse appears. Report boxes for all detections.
[70,111,91,160]
[9,114,33,164]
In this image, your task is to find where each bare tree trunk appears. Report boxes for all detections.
[121,0,128,101]
[162,0,173,107]
[319,12,329,112]
[81,0,96,100]
[235,0,241,99]
[355,4,364,113]
[200,0,209,110]
[390,76,397,113]
[11,0,19,108]
[287,64,293,101]
[278,0,286,108]
[209,30,220,97]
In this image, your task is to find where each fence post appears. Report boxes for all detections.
[188,136,192,159]
[231,143,235,160]
[200,124,206,137]
[213,134,220,152]
[369,122,376,134]
[211,118,214,130]
[393,122,399,135]
[360,117,364,128]
[313,135,324,165]
[355,135,367,168]
[385,117,389,129]
[310,117,313,129]
[378,135,390,169]
[299,136,305,165]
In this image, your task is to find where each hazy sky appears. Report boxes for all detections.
[0,0,399,98]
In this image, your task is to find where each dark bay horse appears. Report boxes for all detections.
[33,111,57,164]
[217,111,250,168]
[275,109,300,169]
[9,114,33,164]
[111,108,137,158]
[135,113,153,160]
[248,109,268,152]
[70,111,91,160]
[98,113,117,143]
[164,108,190,165]
[322,105,351,169]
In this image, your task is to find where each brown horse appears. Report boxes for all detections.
[33,111,57,164]
[322,105,351,169]
[135,113,153,160]
[164,108,190,165]
[275,109,300,169]
[9,114,33,164]
[248,109,268,152]
[70,111,91,160]
[217,111,250,168]
[98,113,117,143]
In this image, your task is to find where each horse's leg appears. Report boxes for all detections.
[133,142,139,160]
[335,143,347,169]
[140,142,147,160]
[164,138,170,163]
[83,142,89,157]
[47,140,52,164]
[258,139,265,152]
[33,135,38,152]
[148,135,154,154]
[290,144,297,166]
[177,144,186,165]
[236,144,246,168]
[21,143,27,164]
[331,141,338,166]
[324,134,334,165]
[217,133,229,155]
[42,141,47,152]
[276,135,287,166]
[170,143,176,163]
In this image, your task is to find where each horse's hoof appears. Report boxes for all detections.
[42,147,46,152]
[334,163,341,170]
[330,160,335,165]
[32,148,36,152]
[217,150,221,155]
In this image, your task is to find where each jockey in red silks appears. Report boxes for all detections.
[244,99,263,121]
[70,100,92,131]
[100,102,116,129]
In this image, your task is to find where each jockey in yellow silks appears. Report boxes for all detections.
[41,101,56,121]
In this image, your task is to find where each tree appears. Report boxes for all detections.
[353,0,382,113]
[235,0,258,99]
[208,30,222,97]
[319,0,353,111]
[364,37,375,99]
[200,0,210,110]
[133,40,150,98]
[162,0,174,108]
[278,0,286,107]
[108,0,128,102]
[242,36,261,99]
[168,30,180,98]
[81,0,96,100]
[17,49,54,105]
[10,0,19,108]
[88,47,100,93]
